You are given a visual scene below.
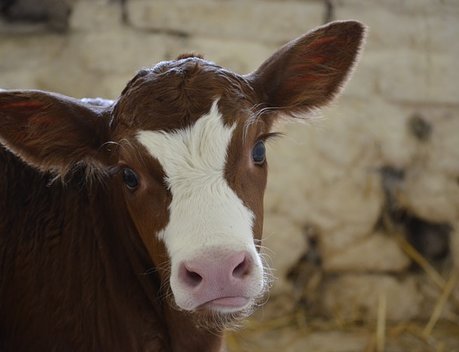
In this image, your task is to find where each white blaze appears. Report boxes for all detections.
[137,100,264,310]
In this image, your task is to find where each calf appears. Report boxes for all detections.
[0,21,365,352]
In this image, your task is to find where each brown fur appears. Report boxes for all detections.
[0,21,365,351]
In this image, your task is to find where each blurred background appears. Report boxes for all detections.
[1,0,458,351]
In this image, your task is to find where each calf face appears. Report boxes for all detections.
[112,61,272,323]
[0,21,365,328]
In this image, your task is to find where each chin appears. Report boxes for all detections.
[168,295,260,332]
[190,300,257,331]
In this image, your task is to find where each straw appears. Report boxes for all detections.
[376,292,387,352]
[423,272,458,338]
[394,234,445,289]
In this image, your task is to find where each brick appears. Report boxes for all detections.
[323,274,423,321]
[401,169,459,224]
[127,0,324,44]
[70,0,123,31]
[378,50,459,104]
[72,29,173,75]
[323,232,410,272]
[334,0,459,52]
[348,49,459,105]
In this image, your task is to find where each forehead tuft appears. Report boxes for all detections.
[175,53,204,61]
[113,58,256,134]
[150,56,217,76]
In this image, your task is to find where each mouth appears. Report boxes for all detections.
[198,296,251,313]
[190,296,255,330]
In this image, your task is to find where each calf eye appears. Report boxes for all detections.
[252,140,266,165]
[122,168,139,190]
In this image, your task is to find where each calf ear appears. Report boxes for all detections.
[247,20,366,118]
[0,90,111,175]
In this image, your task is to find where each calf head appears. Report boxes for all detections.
[0,21,365,328]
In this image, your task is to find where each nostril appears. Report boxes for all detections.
[186,269,203,287]
[232,255,251,279]
[179,264,203,288]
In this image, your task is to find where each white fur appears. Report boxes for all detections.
[137,100,264,311]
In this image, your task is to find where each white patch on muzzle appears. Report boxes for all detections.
[137,100,264,311]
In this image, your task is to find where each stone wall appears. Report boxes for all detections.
[1,0,458,323]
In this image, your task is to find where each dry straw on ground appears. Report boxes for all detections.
[225,234,459,352]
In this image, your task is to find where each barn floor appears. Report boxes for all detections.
[225,295,459,352]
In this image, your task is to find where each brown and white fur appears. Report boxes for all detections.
[0,21,366,352]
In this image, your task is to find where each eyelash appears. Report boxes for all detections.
[257,132,283,143]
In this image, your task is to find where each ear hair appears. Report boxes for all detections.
[247,20,367,119]
[0,90,112,177]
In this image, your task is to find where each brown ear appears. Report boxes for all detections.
[0,90,111,175]
[247,20,366,117]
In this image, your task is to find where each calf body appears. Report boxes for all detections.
[0,21,365,351]
[0,146,169,350]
